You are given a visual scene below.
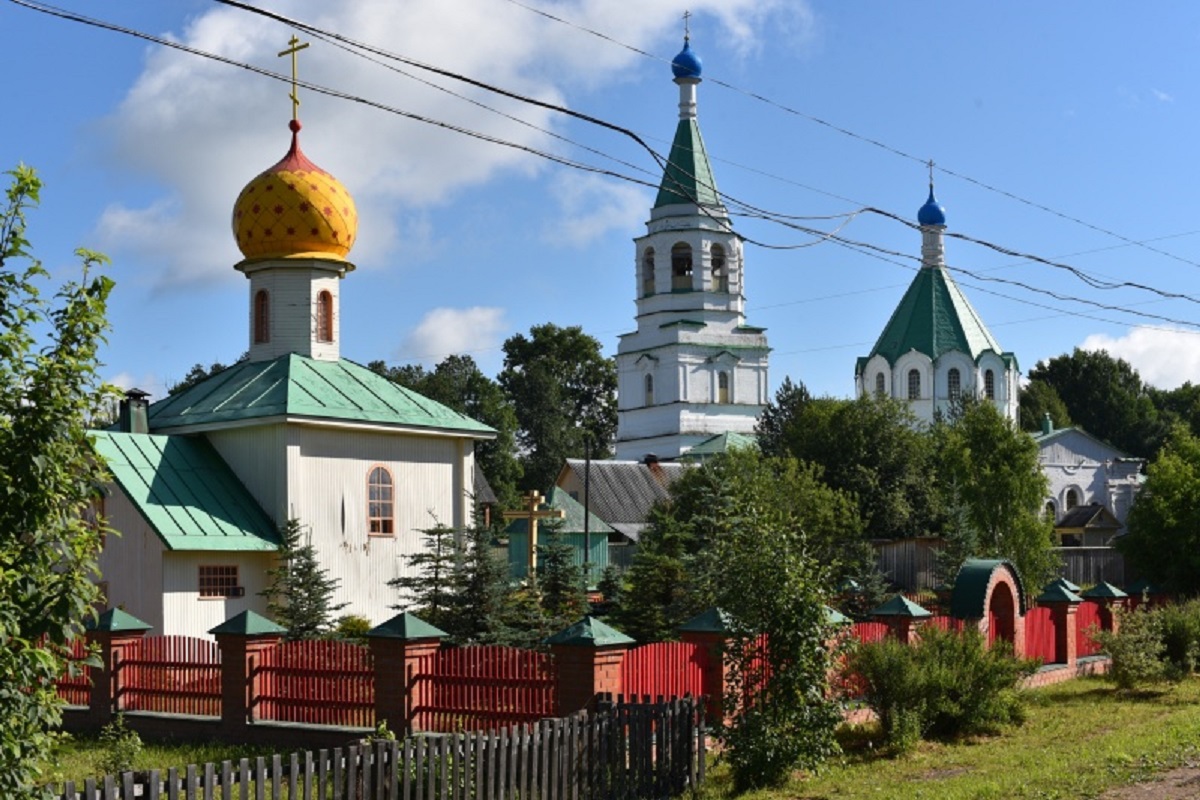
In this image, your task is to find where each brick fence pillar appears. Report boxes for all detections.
[84,608,151,727]
[367,612,446,735]
[210,610,285,735]
[679,607,730,723]
[1081,580,1130,637]
[547,616,633,715]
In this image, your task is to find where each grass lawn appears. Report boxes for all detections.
[701,677,1200,800]
[45,736,278,789]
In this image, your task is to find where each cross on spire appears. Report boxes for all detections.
[278,34,310,121]
[928,159,935,190]
[683,9,692,41]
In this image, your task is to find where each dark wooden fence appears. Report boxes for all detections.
[1056,547,1126,587]
[51,695,707,800]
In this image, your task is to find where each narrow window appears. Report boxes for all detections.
[711,244,728,292]
[641,249,655,297]
[1065,489,1079,510]
[1044,501,1056,522]
[644,374,654,406]
[316,290,334,343]
[253,289,270,344]
[875,372,886,396]
[907,369,920,400]
[718,371,730,404]
[671,243,693,290]
[368,466,395,535]
[984,369,996,400]
[198,565,241,599]
[947,368,961,399]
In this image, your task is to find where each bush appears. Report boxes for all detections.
[96,715,142,776]
[334,614,372,643]
[851,636,924,752]
[1155,600,1200,676]
[1094,606,1169,691]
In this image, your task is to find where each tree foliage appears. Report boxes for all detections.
[260,519,347,639]
[388,523,460,634]
[0,165,113,795]
[1017,378,1072,433]
[1118,424,1200,594]
[499,324,617,492]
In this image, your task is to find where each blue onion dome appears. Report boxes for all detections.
[671,39,703,79]
[918,187,946,226]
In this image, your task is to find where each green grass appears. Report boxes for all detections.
[701,677,1200,800]
[45,736,278,788]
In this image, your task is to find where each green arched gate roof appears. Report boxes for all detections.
[949,558,1027,619]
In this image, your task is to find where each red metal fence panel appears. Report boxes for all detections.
[254,640,374,728]
[621,641,708,703]
[1024,606,1057,663]
[119,636,221,717]
[928,615,964,633]
[1076,600,1103,657]
[851,621,889,644]
[55,638,92,707]
[412,645,557,732]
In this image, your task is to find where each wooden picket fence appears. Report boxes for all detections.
[51,695,707,800]
[411,645,557,733]
[118,636,221,717]
[254,639,374,727]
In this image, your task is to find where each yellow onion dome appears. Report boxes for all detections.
[232,119,357,263]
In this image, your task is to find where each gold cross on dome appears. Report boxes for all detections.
[278,34,310,121]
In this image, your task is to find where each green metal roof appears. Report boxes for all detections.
[1081,580,1128,600]
[544,615,634,647]
[949,559,1027,619]
[861,263,1013,370]
[86,608,152,633]
[1046,576,1081,594]
[147,354,495,436]
[91,431,280,552]
[653,119,721,208]
[209,610,286,636]
[504,486,614,537]
[681,431,758,461]
[1035,584,1083,604]
[869,594,932,619]
[678,607,730,634]
[367,612,447,640]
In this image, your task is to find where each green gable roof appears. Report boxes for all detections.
[92,431,280,552]
[862,264,1012,370]
[147,354,495,437]
[504,486,614,538]
[653,119,721,208]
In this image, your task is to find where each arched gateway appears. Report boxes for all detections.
[949,559,1026,653]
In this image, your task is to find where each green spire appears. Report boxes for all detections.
[653,119,721,209]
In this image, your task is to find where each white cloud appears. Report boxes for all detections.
[94,0,813,291]
[1151,88,1174,103]
[544,172,648,247]
[1079,327,1200,389]
[107,370,168,399]
[397,306,507,365]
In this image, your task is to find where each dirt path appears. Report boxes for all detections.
[1098,765,1200,799]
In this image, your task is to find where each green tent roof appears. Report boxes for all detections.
[653,118,721,209]
[91,431,280,552]
[869,594,932,619]
[147,354,495,436]
[1036,584,1083,604]
[545,615,634,647]
[209,610,286,636]
[367,612,447,640]
[1081,580,1128,600]
[861,264,1014,370]
[503,486,614,538]
[86,608,152,633]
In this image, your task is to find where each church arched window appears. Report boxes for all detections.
[368,466,395,536]
[907,369,920,400]
[1044,501,1056,522]
[711,244,728,292]
[671,243,693,290]
[875,372,885,396]
[316,290,334,343]
[642,249,655,297]
[1065,489,1079,511]
[644,374,654,406]
[254,289,270,344]
[984,369,996,400]
[718,371,730,403]
[948,368,961,400]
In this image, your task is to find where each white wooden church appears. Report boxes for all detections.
[91,112,494,639]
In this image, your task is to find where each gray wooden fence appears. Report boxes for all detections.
[53,696,706,800]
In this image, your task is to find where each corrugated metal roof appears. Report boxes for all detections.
[559,459,688,529]
[1055,503,1121,532]
[147,354,495,436]
[91,431,280,552]
[654,119,721,208]
[504,486,613,537]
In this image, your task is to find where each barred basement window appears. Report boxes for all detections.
[368,466,395,535]
[199,565,240,599]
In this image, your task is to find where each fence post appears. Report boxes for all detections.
[678,608,728,723]
[547,616,633,715]
[210,611,285,736]
[1035,584,1082,668]
[868,595,932,645]
[367,612,446,734]
[1081,581,1129,636]
[84,608,151,728]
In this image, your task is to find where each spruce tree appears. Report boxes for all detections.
[261,519,346,640]
[389,523,459,632]
[537,523,587,631]
[445,525,510,644]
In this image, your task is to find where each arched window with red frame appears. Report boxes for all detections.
[368,466,395,535]
[254,289,270,344]
[316,290,334,343]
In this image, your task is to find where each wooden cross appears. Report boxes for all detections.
[277,34,310,121]
[501,490,565,576]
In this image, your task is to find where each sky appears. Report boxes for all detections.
[4,1,1200,403]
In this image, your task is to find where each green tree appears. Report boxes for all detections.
[445,525,510,645]
[1018,378,1072,433]
[537,524,588,631]
[389,523,459,632]
[1117,424,1200,594]
[499,324,617,492]
[167,353,247,395]
[755,376,811,458]
[1027,349,1166,457]
[260,519,347,639]
[0,165,113,795]
[935,397,1058,593]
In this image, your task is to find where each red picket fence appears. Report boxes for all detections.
[254,639,374,728]
[56,637,92,707]
[1024,606,1057,663]
[621,641,709,702]
[851,621,889,644]
[411,645,557,732]
[1076,600,1103,657]
[119,636,221,717]
[928,615,965,633]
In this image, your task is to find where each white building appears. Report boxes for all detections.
[855,185,1019,425]
[92,114,493,638]
[613,38,770,461]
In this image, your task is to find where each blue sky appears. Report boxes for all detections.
[4,1,1200,402]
